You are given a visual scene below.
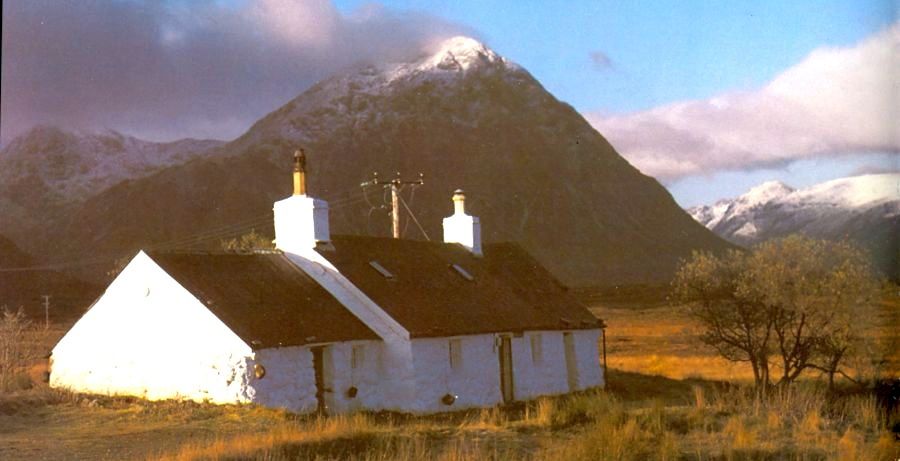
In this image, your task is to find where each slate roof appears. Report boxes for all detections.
[148,252,379,349]
[316,235,602,338]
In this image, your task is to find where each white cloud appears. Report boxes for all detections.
[587,23,899,180]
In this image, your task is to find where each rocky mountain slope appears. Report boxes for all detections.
[688,174,899,277]
[0,126,223,235]
[7,37,731,287]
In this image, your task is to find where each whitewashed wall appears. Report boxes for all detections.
[50,252,255,404]
[407,329,604,413]
[410,335,502,412]
[250,340,382,413]
[509,331,569,399]
[249,347,316,413]
[570,329,604,390]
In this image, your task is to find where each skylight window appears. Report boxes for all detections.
[369,260,394,279]
[450,264,474,281]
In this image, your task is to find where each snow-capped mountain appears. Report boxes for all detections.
[232,36,529,149]
[7,36,731,286]
[0,125,224,233]
[688,174,899,277]
[689,180,795,232]
[0,125,223,202]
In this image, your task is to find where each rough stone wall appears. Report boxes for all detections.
[250,340,400,414]
[50,251,254,404]
[411,335,502,412]
[249,347,316,413]
[408,330,604,413]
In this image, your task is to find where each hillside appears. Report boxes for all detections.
[7,37,731,287]
[0,235,101,322]
[0,126,224,243]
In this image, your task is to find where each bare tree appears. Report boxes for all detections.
[673,250,774,391]
[743,237,878,389]
[674,236,879,392]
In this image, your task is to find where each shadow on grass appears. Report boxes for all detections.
[606,368,732,406]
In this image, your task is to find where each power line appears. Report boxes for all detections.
[399,193,430,241]
[0,256,120,272]
[361,172,424,239]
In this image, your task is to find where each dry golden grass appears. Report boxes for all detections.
[2,370,897,461]
[156,413,383,461]
[590,284,900,382]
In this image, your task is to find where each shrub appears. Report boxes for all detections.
[0,306,45,392]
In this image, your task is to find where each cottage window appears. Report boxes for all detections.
[449,339,462,370]
[351,345,365,370]
[530,334,543,364]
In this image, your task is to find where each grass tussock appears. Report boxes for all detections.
[3,370,897,460]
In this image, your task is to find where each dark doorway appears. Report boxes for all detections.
[311,346,332,413]
[563,332,579,391]
[498,336,515,403]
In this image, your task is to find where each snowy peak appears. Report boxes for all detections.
[741,180,795,206]
[689,174,898,231]
[419,36,508,72]
[785,174,899,208]
[688,180,795,230]
[0,125,224,204]
[686,173,899,277]
[248,35,533,145]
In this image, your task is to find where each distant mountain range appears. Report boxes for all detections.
[1,36,731,287]
[0,126,223,233]
[687,174,899,278]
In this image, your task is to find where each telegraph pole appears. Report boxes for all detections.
[391,181,401,239]
[361,172,424,238]
[42,295,51,329]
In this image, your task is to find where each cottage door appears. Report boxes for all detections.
[498,336,515,403]
[563,332,579,391]
[311,346,334,413]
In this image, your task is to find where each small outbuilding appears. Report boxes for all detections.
[50,151,606,414]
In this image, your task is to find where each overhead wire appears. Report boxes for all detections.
[399,192,431,241]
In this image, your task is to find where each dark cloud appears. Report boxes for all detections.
[849,164,900,177]
[589,50,613,71]
[0,0,469,144]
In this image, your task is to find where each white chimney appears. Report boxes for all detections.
[274,150,330,253]
[442,189,482,256]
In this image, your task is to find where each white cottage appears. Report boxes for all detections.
[50,151,606,414]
